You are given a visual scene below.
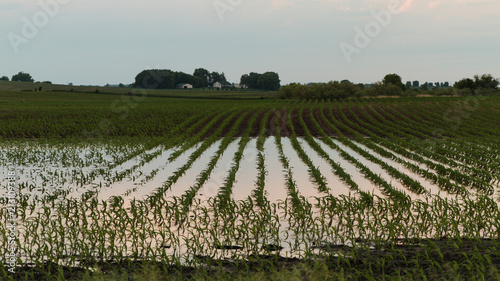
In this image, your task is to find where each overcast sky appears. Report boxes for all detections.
[1,0,499,86]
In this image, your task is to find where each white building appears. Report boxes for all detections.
[213,81,233,89]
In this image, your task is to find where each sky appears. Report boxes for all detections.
[1,0,499,86]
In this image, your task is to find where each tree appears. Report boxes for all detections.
[175,71,196,86]
[474,74,499,89]
[406,81,412,88]
[243,72,260,89]
[240,74,249,88]
[134,69,176,89]
[257,72,281,91]
[454,75,498,91]
[12,71,34,82]
[454,78,475,90]
[241,72,280,90]
[193,68,211,87]
[0,76,9,81]
[365,82,403,97]
[210,72,227,86]
[382,73,406,91]
[412,80,419,88]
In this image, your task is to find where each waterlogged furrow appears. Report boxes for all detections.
[297,105,360,195]
[379,102,495,183]
[82,111,212,185]
[331,102,457,195]
[385,102,500,178]
[167,108,231,162]
[95,109,226,187]
[178,110,253,214]
[230,139,259,201]
[150,110,242,198]
[316,104,408,202]
[252,109,273,207]
[216,110,261,207]
[315,102,427,195]
[273,111,309,218]
[340,103,467,195]
[286,108,329,194]
[359,103,493,194]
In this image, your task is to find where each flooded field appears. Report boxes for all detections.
[1,135,498,267]
[1,96,500,279]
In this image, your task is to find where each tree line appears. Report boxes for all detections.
[239,72,281,91]
[133,69,227,89]
[1,72,34,82]
[278,74,499,99]
[134,68,281,91]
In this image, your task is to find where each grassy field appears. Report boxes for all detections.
[0,81,278,99]
[1,87,500,280]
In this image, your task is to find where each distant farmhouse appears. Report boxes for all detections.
[213,81,248,89]
[176,83,193,89]
[213,81,233,89]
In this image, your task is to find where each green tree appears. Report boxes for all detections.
[240,74,249,87]
[382,73,406,91]
[12,71,34,82]
[210,72,227,86]
[134,69,176,89]
[257,72,281,91]
[366,82,403,97]
[241,72,281,90]
[243,72,260,89]
[474,74,499,89]
[175,72,196,86]
[0,76,9,81]
[193,68,211,87]
[454,78,475,90]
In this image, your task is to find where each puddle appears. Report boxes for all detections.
[231,139,259,201]
[262,137,288,203]
[191,138,240,200]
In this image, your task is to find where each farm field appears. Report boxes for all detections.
[1,90,500,280]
